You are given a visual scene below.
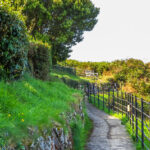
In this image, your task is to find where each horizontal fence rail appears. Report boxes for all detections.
[85,83,150,150]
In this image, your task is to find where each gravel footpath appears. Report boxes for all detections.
[86,101,135,150]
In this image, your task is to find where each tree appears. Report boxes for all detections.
[23,0,99,64]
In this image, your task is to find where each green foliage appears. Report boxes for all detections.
[65,59,150,101]
[28,41,52,80]
[0,74,81,147]
[0,0,26,22]
[0,7,28,80]
[114,72,127,82]
[22,0,99,64]
[51,68,88,88]
[71,110,93,150]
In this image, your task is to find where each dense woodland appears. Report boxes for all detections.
[62,59,150,101]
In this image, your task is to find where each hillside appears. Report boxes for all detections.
[0,73,92,149]
[62,59,150,102]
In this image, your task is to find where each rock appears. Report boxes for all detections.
[2,97,86,150]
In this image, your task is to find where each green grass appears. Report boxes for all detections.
[71,104,93,150]
[51,70,93,149]
[88,94,150,150]
[0,74,82,147]
[52,69,82,81]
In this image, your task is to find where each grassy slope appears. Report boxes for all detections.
[51,70,93,149]
[63,59,150,102]
[71,105,93,150]
[0,74,82,146]
[0,71,93,150]
[52,69,89,83]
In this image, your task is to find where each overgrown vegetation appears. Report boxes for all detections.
[0,6,28,80]
[63,59,150,101]
[28,41,52,80]
[0,0,99,80]
[23,0,99,64]
[71,105,93,150]
[0,74,83,148]
[0,0,98,149]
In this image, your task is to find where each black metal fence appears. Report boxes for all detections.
[86,83,150,150]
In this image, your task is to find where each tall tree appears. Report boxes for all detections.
[23,0,99,64]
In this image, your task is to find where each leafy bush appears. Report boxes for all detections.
[28,41,52,80]
[0,7,28,80]
[114,72,126,82]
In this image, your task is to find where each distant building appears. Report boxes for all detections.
[85,70,98,78]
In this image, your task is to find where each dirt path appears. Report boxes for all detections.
[86,101,135,150]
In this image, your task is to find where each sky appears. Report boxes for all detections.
[69,0,150,63]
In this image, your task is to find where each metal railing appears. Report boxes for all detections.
[86,83,150,150]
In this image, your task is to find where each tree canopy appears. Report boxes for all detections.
[22,0,99,64]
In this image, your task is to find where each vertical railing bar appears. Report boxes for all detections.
[108,88,110,113]
[117,89,119,114]
[113,87,115,112]
[98,85,100,108]
[103,87,104,110]
[130,94,131,125]
[128,94,130,120]
[141,98,144,148]
[121,91,123,116]
[90,83,92,103]
[94,83,95,105]
[125,92,127,117]
[135,96,138,142]
[132,94,134,131]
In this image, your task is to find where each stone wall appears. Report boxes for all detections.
[3,99,85,150]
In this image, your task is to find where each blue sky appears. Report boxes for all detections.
[70,0,150,63]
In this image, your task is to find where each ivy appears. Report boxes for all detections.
[0,7,28,80]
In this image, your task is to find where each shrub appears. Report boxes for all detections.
[28,41,52,80]
[0,7,28,80]
[114,72,127,82]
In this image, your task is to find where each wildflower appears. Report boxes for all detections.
[8,114,11,117]
[21,119,24,122]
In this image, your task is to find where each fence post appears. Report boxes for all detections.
[125,92,127,117]
[89,83,92,103]
[98,85,100,108]
[121,91,123,116]
[132,94,134,131]
[113,87,115,112]
[141,98,144,148]
[92,83,94,104]
[135,96,138,142]
[127,94,130,120]
[130,94,131,125]
[93,83,95,105]
[103,87,104,110]
[108,88,110,113]
[87,83,89,102]
[117,89,119,113]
